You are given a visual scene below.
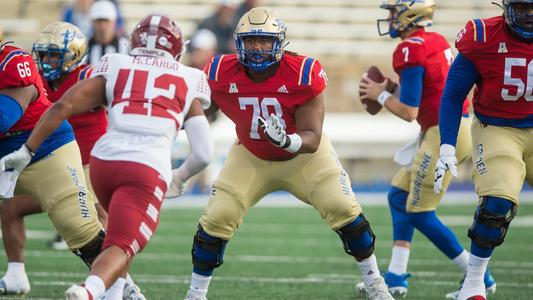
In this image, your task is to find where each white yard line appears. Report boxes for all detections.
[29,272,533,288]
[14,250,533,269]
[164,191,533,208]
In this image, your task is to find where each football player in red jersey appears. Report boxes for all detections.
[435,1,533,299]
[0,27,106,296]
[358,1,496,298]
[183,7,392,300]
[0,14,213,300]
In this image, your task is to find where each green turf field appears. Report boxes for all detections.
[2,200,532,300]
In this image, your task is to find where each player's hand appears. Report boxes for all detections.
[359,73,387,101]
[0,144,34,180]
[434,144,458,194]
[258,113,289,148]
[165,169,187,198]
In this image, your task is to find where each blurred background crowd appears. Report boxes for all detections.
[2,0,507,193]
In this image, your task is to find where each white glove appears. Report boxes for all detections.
[257,113,289,148]
[165,169,187,198]
[0,144,34,181]
[434,144,458,194]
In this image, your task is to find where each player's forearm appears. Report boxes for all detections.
[439,53,479,146]
[382,66,423,122]
[175,116,213,181]
[26,101,72,152]
[296,130,322,154]
[383,96,418,122]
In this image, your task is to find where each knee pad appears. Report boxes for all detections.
[468,196,516,249]
[192,225,228,275]
[72,229,105,268]
[335,214,375,261]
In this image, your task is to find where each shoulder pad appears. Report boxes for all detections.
[455,19,487,55]
[393,38,426,71]
[0,49,31,72]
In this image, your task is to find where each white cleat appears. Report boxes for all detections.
[0,275,31,295]
[123,283,147,300]
[184,289,207,300]
[361,276,395,300]
[65,284,92,300]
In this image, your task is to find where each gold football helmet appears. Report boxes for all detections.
[378,0,435,38]
[32,22,88,81]
[234,7,287,72]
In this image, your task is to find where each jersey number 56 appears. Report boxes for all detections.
[502,57,533,102]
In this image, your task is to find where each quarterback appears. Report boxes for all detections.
[435,1,533,299]
[0,14,213,300]
[0,26,104,295]
[359,1,494,298]
[183,7,392,300]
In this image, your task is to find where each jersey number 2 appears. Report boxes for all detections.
[113,69,188,126]
[239,97,285,139]
[502,58,533,101]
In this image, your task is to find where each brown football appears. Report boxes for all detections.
[359,65,386,115]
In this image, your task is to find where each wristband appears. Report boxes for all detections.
[23,144,35,157]
[377,90,392,106]
[285,133,302,153]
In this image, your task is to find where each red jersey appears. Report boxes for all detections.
[0,45,50,137]
[393,29,470,131]
[42,64,107,165]
[205,53,327,160]
[456,16,533,120]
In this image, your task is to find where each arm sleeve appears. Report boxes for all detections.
[194,72,212,110]
[398,66,425,107]
[439,53,480,146]
[175,115,213,181]
[0,94,23,133]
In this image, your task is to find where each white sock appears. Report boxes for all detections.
[462,254,490,291]
[125,273,136,287]
[84,275,106,299]
[5,262,26,278]
[357,254,381,283]
[2,262,29,293]
[387,246,410,275]
[188,272,212,297]
[102,277,126,300]
[452,250,470,273]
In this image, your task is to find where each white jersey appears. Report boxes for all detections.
[90,53,211,184]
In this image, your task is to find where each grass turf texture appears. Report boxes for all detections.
[2,200,533,299]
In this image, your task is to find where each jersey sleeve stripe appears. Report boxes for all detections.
[78,65,93,81]
[405,37,425,44]
[0,50,29,71]
[299,57,315,86]
[307,59,317,86]
[208,55,224,81]
[472,19,486,43]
